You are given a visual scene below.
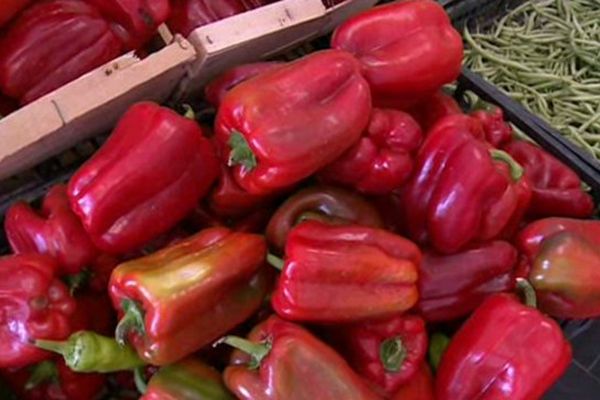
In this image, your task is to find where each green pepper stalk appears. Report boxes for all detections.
[35,331,145,373]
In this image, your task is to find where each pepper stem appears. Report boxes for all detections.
[490,149,524,181]
[134,367,148,395]
[428,332,451,372]
[217,336,272,369]
[25,361,57,390]
[379,336,407,373]
[182,104,196,120]
[516,277,538,308]
[266,254,285,271]
[115,299,146,346]
[35,339,67,356]
[228,131,257,171]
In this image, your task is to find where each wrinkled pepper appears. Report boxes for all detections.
[36,330,144,373]
[407,91,462,132]
[334,314,428,396]
[391,364,435,400]
[0,255,76,368]
[0,0,169,104]
[503,139,594,218]
[68,102,219,255]
[222,315,381,400]
[205,62,282,107]
[110,227,271,365]
[0,0,31,27]
[141,358,233,400]
[320,108,423,194]
[168,0,270,36]
[271,221,420,322]
[5,185,98,275]
[471,107,513,148]
[331,0,463,108]
[399,114,531,253]
[215,49,371,195]
[265,186,383,252]
[418,241,517,322]
[436,292,571,400]
[528,231,600,318]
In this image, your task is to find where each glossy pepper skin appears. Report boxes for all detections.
[0,0,31,27]
[471,107,513,148]
[391,365,435,400]
[399,114,531,253]
[110,227,270,365]
[517,218,600,263]
[0,255,76,368]
[335,314,428,396]
[223,315,381,400]
[141,358,234,400]
[5,185,98,275]
[503,139,594,218]
[216,50,372,195]
[407,91,462,132]
[436,293,571,400]
[272,221,420,323]
[320,108,423,195]
[418,241,517,322]
[68,102,219,255]
[528,232,600,318]
[331,0,463,108]
[265,185,383,252]
[0,0,123,104]
[205,62,282,108]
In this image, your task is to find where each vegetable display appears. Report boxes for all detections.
[0,1,593,399]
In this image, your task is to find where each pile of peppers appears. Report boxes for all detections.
[1,1,595,399]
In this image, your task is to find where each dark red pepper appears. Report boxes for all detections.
[435,292,571,400]
[390,364,434,400]
[471,107,513,147]
[69,293,116,337]
[271,221,420,323]
[205,62,282,108]
[68,102,219,255]
[417,241,517,322]
[320,108,423,194]
[0,0,32,28]
[215,50,371,195]
[5,185,98,275]
[331,0,463,108]
[333,314,428,396]
[399,114,532,253]
[503,139,594,218]
[0,255,76,368]
[407,91,462,132]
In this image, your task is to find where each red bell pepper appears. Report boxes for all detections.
[334,314,428,396]
[471,107,513,147]
[0,0,123,104]
[215,50,372,195]
[399,114,531,253]
[503,139,594,218]
[1,359,106,400]
[86,0,170,49]
[417,241,517,322]
[320,108,423,194]
[271,221,420,322]
[0,255,76,368]
[517,217,600,263]
[68,102,219,255]
[407,91,462,132]
[205,62,282,108]
[0,0,31,27]
[110,227,271,365]
[527,232,600,318]
[5,185,98,275]
[436,293,571,400]
[141,358,233,400]
[265,185,383,252]
[222,315,381,400]
[331,0,463,108]
[391,364,434,400]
